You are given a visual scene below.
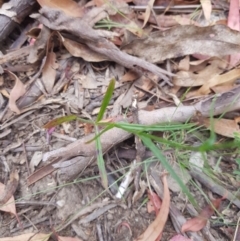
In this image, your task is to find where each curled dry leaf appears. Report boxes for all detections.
[181,198,223,233]
[5,70,26,114]
[41,47,58,93]
[135,174,170,241]
[37,0,83,17]
[0,233,50,241]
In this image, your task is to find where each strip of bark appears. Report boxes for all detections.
[0,0,36,42]
[37,7,173,83]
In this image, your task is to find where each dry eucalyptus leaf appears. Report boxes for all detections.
[178,55,190,71]
[195,67,240,95]
[6,70,26,114]
[211,84,235,93]
[37,0,83,17]
[142,0,155,28]
[203,118,240,138]
[41,47,58,93]
[121,70,139,82]
[59,34,108,62]
[181,198,222,232]
[122,25,240,63]
[0,182,17,218]
[135,174,169,241]
[173,58,227,87]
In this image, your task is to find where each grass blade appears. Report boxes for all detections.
[139,134,197,206]
[96,78,115,122]
[114,122,196,132]
[95,125,108,189]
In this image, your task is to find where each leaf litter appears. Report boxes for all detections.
[0,0,240,240]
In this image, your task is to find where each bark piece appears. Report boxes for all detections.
[37,7,173,83]
[0,0,36,42]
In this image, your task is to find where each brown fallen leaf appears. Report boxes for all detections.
[121,70,139,82]
[5,70,26,114]
[0,182,19,223]
[211,84,235,94]
[142,0,155,28]
[0,169,19,205]
[27,158,60,186]
[147,189,162,214]
[0,233,50,241]
[178,55,190,71]
[181,198,223,232]
[41,45,58,94]
[135,174,170,241]
[173,58,227,87]
[202,118,240,138]
[58,33,108,62]
[37,0,83,17]
[195,67,240,96]
[0,169,20,227]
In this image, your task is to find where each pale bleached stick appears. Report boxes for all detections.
[43,86,240,165]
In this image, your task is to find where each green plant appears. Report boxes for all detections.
[44,79,240,206]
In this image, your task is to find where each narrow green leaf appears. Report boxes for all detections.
[95,125,108,189]
[96,78,115,122]
[140,135,197,206]
[114,122,196,132]
[86,122,194,144]
[124,131,197,151]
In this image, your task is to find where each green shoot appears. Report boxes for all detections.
[95,78,116,189]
